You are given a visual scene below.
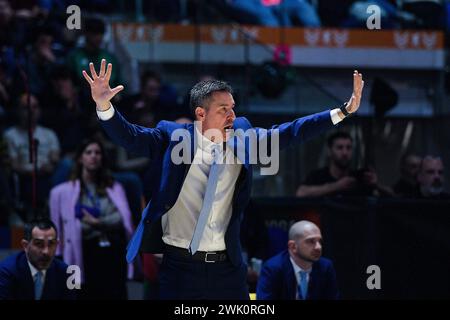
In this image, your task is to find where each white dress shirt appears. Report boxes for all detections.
[28,260,47,286]
[97,105,343,252]
[162,126,242,251]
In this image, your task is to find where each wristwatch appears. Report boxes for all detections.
[339,102,351,117]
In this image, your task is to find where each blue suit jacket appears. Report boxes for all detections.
[100,109,336,266]
[256,250,339,300]
[0,252,76,300]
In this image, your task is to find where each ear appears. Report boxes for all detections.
[21,239,29,251]
[416,172,423,183]
[195,107,205,121]
[287,240,296,251]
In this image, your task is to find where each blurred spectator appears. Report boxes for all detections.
[0,60,12,131]
[37,0,69,13]
[225,0,321,27]
[114,146,150,178]
[3,93,60,208]
[143,0,183,23]
[79,0,114,13]
[415,155,449,199]
[0,0,14,47]
[317,0,416,29]
[142,252,160,300]
[119,70,182,127]
[393,153,421,197]
[400,0,445,30]
[0,138,12,225]
[67,17,121,89]
[240,200,270,293]
[40,66,92,156]
[256,220,338,300]
[49,138,134,300]
[0,218,76,300]
[342,0,416,29]
[296,131,393,197]
[12,24,59,98]
[10,0,42,19]
[316,0,354,27]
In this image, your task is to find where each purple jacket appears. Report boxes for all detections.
[49,180,134,279]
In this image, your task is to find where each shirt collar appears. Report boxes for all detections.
[195,124,221,153]
[289,256,311,275]
[27,259,47,279]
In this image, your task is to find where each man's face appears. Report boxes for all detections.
[329,138,352,169]
[418,158,444,196]
[290,227,323,263]
[54,78,75,101]
[403,155,422,180]
[85,32,103,50]
[196,91,236,142]
[18,96,40,127]
[142,78,161,101]
[22,227,58,270]
[0,0,12,24]
[80,143,102,172]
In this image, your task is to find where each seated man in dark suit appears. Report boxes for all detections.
[0,218,76,300]
[256,220,338,300]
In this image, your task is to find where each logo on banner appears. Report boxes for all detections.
[66,5,81,30]
[366,5,381,30]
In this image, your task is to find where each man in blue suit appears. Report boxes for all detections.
[0,219,76,300]
[82,60,363,299]
[257,220,339,300]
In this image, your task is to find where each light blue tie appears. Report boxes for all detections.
[298,270,308,300]
[34,271,44,300]
[189,144,224,254]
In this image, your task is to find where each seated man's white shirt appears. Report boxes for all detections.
[3,126,60,172]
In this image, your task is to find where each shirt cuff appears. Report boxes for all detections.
[330,108,343,125]
[96,103,115,121]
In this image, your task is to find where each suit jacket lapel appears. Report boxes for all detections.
[188,124,195,163]
[283,252,297,300]
[307,262,319,300]
[18,253,35,300]
[41,262,57,300]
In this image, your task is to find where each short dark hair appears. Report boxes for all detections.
[50,65,72,81]
[140,70,161,87]
[189,79,233,115]
[83,17,105,34]
[24,218,58,241]
[327,131,352,148]
[70,138,114,194]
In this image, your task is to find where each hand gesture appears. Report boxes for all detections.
[345,70,364,114]
[335,176,357,191]
[81,209,100,226]
[82,59,124,111]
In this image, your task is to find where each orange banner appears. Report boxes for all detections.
[112,23,444,50]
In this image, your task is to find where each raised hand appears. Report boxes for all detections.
[345,70,364,114]
[82,59,124,111]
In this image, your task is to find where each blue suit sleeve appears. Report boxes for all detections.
[254,110,335,151]
[326,260,340,300]
[0,263,13,300]
[256,262,279,300]
[99,109,166,158]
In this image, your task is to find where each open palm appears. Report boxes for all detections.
[346,70,364,114]
[82,59,124,110]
